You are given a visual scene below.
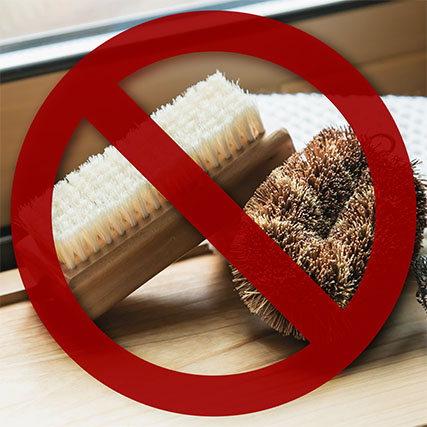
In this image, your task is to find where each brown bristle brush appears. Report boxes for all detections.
[231,127,427,340]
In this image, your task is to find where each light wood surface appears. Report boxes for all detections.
[0,268,28,305]
[1,253,426,426]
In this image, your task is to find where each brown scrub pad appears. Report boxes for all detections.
[413,255,427,312]
[231,127,427,340]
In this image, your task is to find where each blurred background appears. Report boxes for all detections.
[1,0,426,271]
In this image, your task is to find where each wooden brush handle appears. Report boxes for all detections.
[65,129,295,319]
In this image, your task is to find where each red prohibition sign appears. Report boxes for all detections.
[11,11,416,416]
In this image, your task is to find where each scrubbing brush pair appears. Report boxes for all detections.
[50,71,427,335]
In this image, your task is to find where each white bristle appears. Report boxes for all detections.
[52,71,265,269]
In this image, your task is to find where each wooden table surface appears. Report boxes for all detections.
[1,253,426,426]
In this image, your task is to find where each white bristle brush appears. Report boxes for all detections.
[51,72,295,319]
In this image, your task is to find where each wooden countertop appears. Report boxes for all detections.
[1,253,426,426]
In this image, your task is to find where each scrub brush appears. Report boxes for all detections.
[50,72,295,319]
[231,127,427,340]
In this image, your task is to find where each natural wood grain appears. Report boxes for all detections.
[0,268,27,305]
[1,253,426,426]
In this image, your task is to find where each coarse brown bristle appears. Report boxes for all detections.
[230,127,427,340]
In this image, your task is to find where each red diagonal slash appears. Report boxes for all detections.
[11,11,416,416]
[84,83,344,344]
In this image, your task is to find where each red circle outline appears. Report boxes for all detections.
[11,11,416,416]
